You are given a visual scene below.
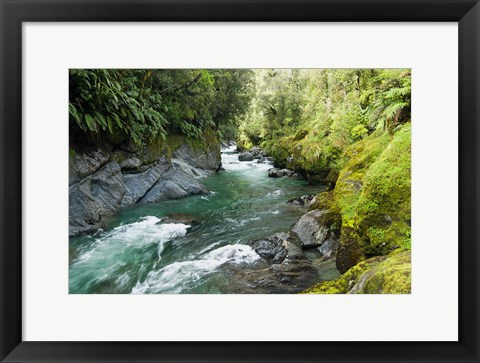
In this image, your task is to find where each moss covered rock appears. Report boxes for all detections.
[303,250,411,294]
[320,124,412,272]
[355,124,411,254]
[335,226,365,274]
[334,130,390,221]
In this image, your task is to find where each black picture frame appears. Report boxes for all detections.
[1,1,479,362]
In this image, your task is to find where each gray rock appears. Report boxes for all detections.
[290,210,338,254]
[119,157,141,170]
[268,168,284,177]
[140,165,208,203]
[287,194,316,206]
[238,152,255,161]
[171,158,210,178]
[249,231,306,264]
[249,233,288,264]
[281,168,295,177]
[224,256,318,294]
[69,149,109,185]
[89,162,126,216]
[69,161,125,236]
[69,180,103,236]
[249,146,265,158]
[317,236,338,259]
[173,144,221,172]
[121,158,170,207]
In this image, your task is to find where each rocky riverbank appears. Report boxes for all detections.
[231,124,412,294]
[69,139,221,237]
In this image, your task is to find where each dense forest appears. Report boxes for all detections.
[69,69,411,294]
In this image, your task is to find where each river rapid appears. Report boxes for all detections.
[69,147,329,294]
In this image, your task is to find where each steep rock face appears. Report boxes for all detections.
[69,161,125,236]
[69,140,219,237]
[69,150,109,185]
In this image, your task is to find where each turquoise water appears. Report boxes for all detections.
[69,151,327,294]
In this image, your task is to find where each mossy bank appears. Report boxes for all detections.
[304,123,411,293]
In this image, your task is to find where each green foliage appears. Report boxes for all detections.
[69,69,254,147]
[238,69,411,180]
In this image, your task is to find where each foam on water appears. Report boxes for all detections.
[221,144,238,153]
[75,216,190,263]
[131,244,260,294]
[220,152,272,172]
[69,217,191,292]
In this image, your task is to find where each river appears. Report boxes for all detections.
[69,147,331,294]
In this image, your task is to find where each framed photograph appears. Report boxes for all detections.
[1,0,479,362]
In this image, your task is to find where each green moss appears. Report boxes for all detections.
[355,124,411,255]
[167,128,219,154]
[69,148,76,158]
[303,250,411,294]
[309,190,337,212]
[334,130,390,221]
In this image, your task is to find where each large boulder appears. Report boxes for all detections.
[249,146,265,158]
[121,157,170,207]
[268,168,284,177]
[238,152,255,161]
[69,161,126,236]
[290,209,340,252]
[140,164,208,203]
[173,143,221,172]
